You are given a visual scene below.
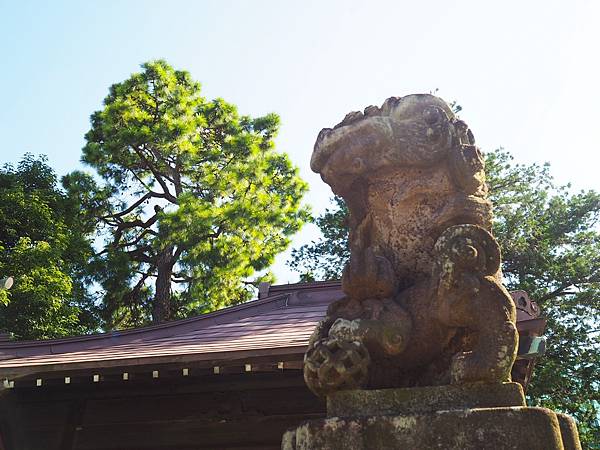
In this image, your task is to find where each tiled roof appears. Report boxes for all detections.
[0,281,544,381]
[0,282,343,379]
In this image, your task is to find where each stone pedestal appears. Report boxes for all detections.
[282,383,581,450]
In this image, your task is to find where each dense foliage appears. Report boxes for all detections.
[82,60,308,327]
[289,148,600,447]
[487,150,600,447]
[288,195,348,282]
[0,155,99,339]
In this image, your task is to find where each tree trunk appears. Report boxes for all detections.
[153,245,174,324]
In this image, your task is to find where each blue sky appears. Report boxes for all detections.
[1,0,599,283]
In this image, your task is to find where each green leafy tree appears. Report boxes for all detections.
[82,60,308,328]
[0,154,99,339]
[289,148,600,447]
[486,150,600,447]
[288,195,348,282]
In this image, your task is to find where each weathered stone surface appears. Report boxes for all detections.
[327,382,525,417]
[556,413,583,450]
[282,407,565,450]
[304,94,518,396]
[283,383,581,449]
[290,94,582,450]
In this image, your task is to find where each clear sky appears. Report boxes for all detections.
[1,0,599,284]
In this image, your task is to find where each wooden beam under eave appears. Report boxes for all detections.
[0,346,307,381]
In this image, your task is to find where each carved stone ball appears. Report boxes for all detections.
[304,337,371,397]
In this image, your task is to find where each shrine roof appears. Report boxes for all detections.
[0,281,342,380]
[0,281,544,382]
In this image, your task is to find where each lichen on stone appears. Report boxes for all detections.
[303,94,519,397]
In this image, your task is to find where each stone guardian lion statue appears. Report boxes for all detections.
[304,94,518,396]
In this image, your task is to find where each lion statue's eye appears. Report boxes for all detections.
[422,106,442,125]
